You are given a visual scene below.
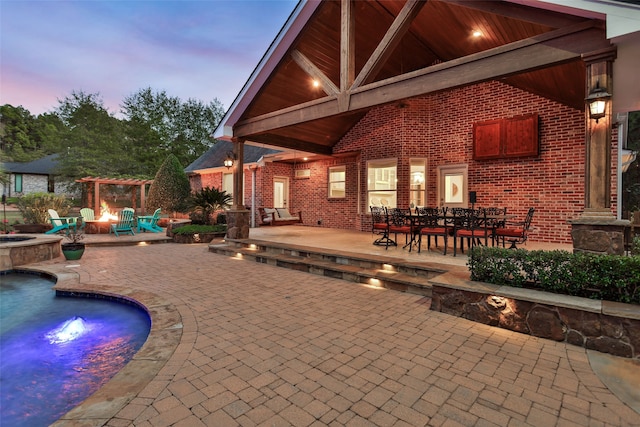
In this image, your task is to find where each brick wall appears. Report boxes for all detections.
[193,80,619,244]
[325,80,617,244]
[291,156,361,229]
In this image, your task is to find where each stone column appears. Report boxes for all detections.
[570,47,629,255]
[226,138,250,239]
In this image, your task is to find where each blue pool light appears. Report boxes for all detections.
[46,316,88,344]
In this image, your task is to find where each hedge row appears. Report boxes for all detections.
[468,247,640,304]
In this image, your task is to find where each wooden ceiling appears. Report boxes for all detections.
[232,0,609,155]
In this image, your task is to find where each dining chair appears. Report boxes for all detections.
[494,207,535,249]
[370,206,395,248]
[452,208,490,256]
[415,207,450,254]
[388,207,413,247]
[484,207,507,245]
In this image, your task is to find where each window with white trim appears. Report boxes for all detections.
[367,159,397,209]
[410,159,426,208]
[328,166,346,198]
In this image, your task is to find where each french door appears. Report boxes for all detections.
[273,177,289,208]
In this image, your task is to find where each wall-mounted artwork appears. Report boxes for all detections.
[445,174,463,203]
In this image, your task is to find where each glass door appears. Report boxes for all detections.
[273,177,289,208]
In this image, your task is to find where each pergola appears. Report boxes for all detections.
[76,177,154,215]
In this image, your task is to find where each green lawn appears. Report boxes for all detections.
[2,210,26,231]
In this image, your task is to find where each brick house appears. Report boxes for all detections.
[187,0,640,247]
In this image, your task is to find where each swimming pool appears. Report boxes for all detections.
[0,272,151,426]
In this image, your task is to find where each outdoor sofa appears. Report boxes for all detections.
[258,207,303,226]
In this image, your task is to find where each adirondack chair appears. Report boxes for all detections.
[79,208,95,229]
[80,208,95,221]
[137,208,162,233]
[45,209,78,235]
[110,209,136,236]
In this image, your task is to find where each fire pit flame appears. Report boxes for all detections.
[99,201,118,222]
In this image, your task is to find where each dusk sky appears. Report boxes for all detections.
[1,0,299,116]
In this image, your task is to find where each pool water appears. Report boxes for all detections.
[0,272,151,426]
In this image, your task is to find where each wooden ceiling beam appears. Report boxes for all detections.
[352,0,427,89]
[291,50,339,96]
[340,0,355,92]
[442,0,587,28]
[248,134,334,155]
[233,21,607,138]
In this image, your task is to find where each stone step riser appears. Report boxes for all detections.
[209,243,434,297]
[221,241,441,278]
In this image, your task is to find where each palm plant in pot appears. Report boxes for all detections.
[61,229,85,260]
[187,187,232,225]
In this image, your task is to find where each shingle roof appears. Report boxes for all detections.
[185,140,280,173]
[1,154,60,175]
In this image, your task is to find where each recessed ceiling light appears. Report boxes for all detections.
[312,80,320,88]
[472,30,482,38]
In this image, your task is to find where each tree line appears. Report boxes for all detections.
[0,88,225,181]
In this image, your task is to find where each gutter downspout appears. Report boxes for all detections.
[250,165,257,228]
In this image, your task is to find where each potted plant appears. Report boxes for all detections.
[61,229,85,260]
[14,192,70,233]
[187,187,232,226]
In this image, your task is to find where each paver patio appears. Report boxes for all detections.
[28,231,640,426]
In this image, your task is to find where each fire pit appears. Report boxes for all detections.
[84,202,120,234]
[84,220,115,234]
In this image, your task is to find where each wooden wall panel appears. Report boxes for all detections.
[473,114,538,160]
[505,114,539,157]
[473,120,502,159]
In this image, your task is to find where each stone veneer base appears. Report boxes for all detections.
[0,234,62,270]
[431,282,640,360]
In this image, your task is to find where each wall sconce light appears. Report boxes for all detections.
[224,151,236,169]
[586,81,611,123]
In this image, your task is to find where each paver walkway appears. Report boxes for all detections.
[38,242,639,426]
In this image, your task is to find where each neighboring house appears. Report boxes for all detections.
[1,154,71,197]
[189,0,640,247]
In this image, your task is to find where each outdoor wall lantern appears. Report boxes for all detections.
[224,151,236,169]
[586,81,611,123]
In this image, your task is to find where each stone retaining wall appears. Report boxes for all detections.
[431,285,640,360]
[0,235,62,270]
[164,219,192,237]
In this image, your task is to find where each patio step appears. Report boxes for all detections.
[209,239,450,297]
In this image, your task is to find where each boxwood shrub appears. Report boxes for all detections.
[468,246,640,304]
[172,224,227,235]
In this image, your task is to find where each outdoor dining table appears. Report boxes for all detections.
[401,210,517,253]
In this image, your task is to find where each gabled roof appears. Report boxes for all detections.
[185,140,281,173]
[215,0,637,156]
[1,154,60,175]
